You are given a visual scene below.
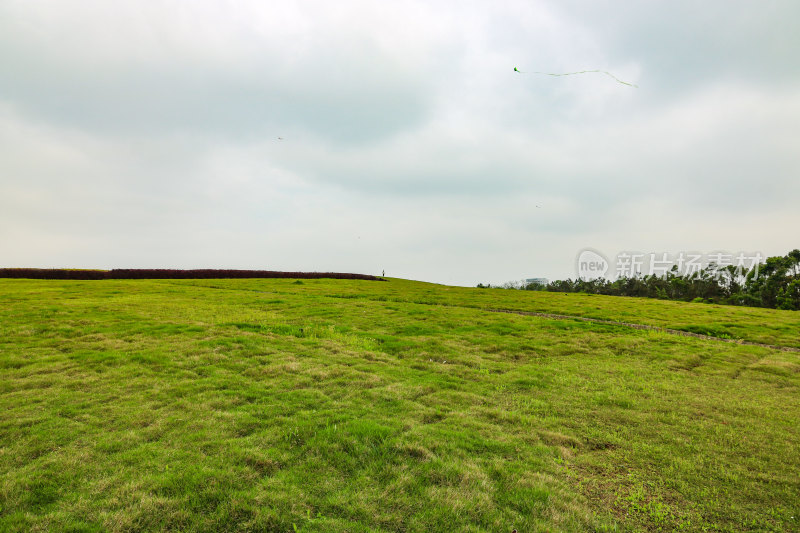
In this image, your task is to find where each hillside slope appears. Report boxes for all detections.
[1,278,798,531]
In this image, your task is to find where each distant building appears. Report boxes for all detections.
[525,278,549,286]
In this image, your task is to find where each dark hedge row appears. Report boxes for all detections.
[0,269,107,280]
[0,268,383,281]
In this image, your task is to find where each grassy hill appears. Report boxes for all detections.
[1,277,798,532]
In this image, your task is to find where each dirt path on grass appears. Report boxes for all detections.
[486,308,800,353]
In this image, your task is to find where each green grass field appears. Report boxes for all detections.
[1,277,798,532]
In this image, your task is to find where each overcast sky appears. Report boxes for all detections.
[2,1,799,285]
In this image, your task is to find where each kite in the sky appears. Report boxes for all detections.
[514,67,637,88]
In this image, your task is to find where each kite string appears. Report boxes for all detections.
[514,68,638,88]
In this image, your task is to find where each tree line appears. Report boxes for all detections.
[480,249,800,311]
